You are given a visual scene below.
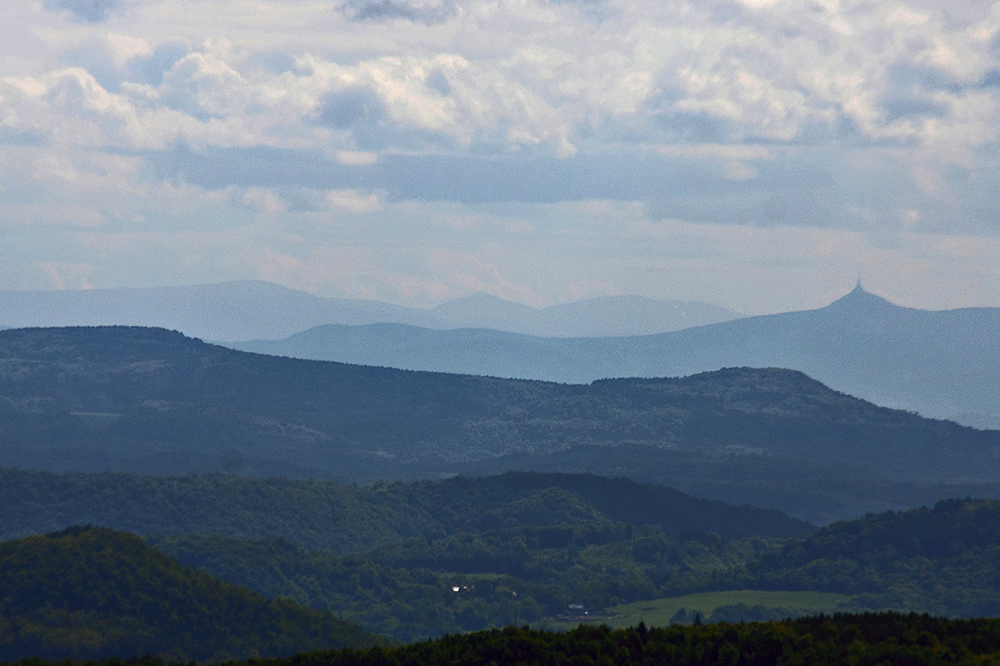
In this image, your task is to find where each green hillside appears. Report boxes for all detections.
[150,523,781,641]
[0,468,811,552]
[696,499,1000,617]
[0,527,384,663]
[1,326,999,521]
[161,499,1000,640]
[0,468,810,642]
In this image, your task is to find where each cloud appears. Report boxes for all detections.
[241,187,287,213]
[8,0,1000,312]
[43,0,126,23]
[39,262,95,289]
[326,189,381,213]
[128,42,189,87]
[341,0,457,25]
[317,87,387,129]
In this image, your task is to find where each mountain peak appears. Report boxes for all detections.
[825,282,898,312]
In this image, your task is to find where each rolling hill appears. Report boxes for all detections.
[0,325,998,523]
[0,526,384,662]
[229,284,1000,429]
[0,469,812,551]
[0,469,809,641]
[701,498,1000,618]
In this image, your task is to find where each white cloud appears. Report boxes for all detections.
[242,186,287,213]
[39,261,95,289]
[336,150,379,165]
[3,0,1000,311]
[106,33,152,65]
[326,189,381,213]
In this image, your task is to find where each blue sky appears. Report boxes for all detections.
[2,0,1000,314]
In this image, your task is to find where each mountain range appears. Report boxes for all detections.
[229,285,1000,429]
[1,325,998,523]
[0,281,741,340]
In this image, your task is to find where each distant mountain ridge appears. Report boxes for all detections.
[231,285,1000,429]
[0,281,741,340]
[1,325,999,523]
[429,292,741,337]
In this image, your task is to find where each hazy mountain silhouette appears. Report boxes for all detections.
[2,325,1000,523]
[430,292,741,336]
[231,284,1000,429]
[0,282,433,340]
[0,282,741,340]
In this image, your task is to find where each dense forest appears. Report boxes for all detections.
[0,468,811,550]
[150,525,779,641]
[688,499,1000,617]
[0,527,385,663]
[0,468,809,641]
[4,489,1000,652]
[8,468,1000,641]
[2,326,999,521]
[7,615,1000,666]
[151,499,1000,639]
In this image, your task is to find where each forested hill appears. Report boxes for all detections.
[703,499,1000,617]
[0,526,384,663]
[0,469,812,551]
[2,326,999,522]
[228,284,1000,431]
[17,616,1000,666]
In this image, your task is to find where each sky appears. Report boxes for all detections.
[3,0,1000,315]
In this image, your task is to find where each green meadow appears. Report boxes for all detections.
[543,590,857,630]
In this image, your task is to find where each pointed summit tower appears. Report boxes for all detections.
[824,280,898,314]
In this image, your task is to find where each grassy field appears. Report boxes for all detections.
[541,590,856,630]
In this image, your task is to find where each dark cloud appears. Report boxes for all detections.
[887,63,962,93]
[0,129,47,147]
[128,42,189,86]
[425,69,451,96]
[314,87,408,150]
[656,110,734,143]
[316,87,387,129]
[280,187,339,212]
[882,96,949,123]
[43,0,125,23]
[140,145,727,205]
[123,142,978,234]
[979,69,1000,89]
[140,146,358,191]
[340,0,456,25]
